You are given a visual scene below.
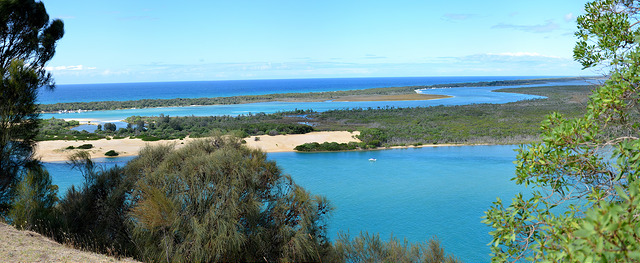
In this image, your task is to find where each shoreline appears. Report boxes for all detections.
[35,130,492,163]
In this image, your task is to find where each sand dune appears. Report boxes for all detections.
[35,131,361,162]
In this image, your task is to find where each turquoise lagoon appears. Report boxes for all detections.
[44,145,523,262]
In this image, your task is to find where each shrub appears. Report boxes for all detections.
[57,163,136,258]
[76,144,93,149]
[333,232,460,263]
[128,137,333,262]
[9,166,58,232]
[104,150,119,157]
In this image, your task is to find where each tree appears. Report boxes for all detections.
[0,0,64,213]
[484,0,640,261]
[103,122,117,132]
[9,165,58,231]
[127,137,333,262]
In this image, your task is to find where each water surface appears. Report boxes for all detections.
[40,76,551,104]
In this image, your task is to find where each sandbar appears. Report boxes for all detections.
[35,131,361,162]
[332,94,451,102]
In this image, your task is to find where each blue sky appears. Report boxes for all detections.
[44,0,594,84]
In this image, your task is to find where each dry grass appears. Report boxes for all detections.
[0,222,139,263]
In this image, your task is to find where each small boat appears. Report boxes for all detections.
[368,158,377,162]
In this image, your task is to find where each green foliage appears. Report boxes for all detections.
[332,232,460,263]
[104,150,119,157]
[127,137,333,262]
[37,118,104,141]
[76,144,93,149]
[132,135,160,141]
[9,165,58,232]
[543,180,640,262]
[92,113,315,140]
[56,161,137,258]
[295,141,361,151]
[357,128,387,147]
[0,0,64,213]
[484,1,640,261]
[0,61,44,214]
[103,122,117,132]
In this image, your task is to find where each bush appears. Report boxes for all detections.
[294,141,359,152]
[104,150,119,157]
[57,163,136,258]
[9,166,58,232]
[333,232,460,263]
[127,137,333,262]
[76,144,93,149]
[135,135,160,141]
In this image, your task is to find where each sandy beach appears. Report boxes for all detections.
[35,131,361,162]
[35,130,471,162]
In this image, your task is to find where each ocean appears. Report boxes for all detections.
[39,76,554,104]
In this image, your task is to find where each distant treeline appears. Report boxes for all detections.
[37,110,315,141]
[37,77,597,112]
[38,85,595,147]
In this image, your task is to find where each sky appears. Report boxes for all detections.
[43,0,595,84]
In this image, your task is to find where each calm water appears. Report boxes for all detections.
[39,76,550,104]
[44,145,523,262]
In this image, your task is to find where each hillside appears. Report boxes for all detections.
[0,223,138,263]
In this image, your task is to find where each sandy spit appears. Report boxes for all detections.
[35,131,361,162]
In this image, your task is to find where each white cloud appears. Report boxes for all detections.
[487,52,562,59]
[492,20,560,33]
[564,13,574,22]
[45,65,96,71]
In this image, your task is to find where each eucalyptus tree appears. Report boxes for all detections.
[484,0,640,261]
[0,0,64,213]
